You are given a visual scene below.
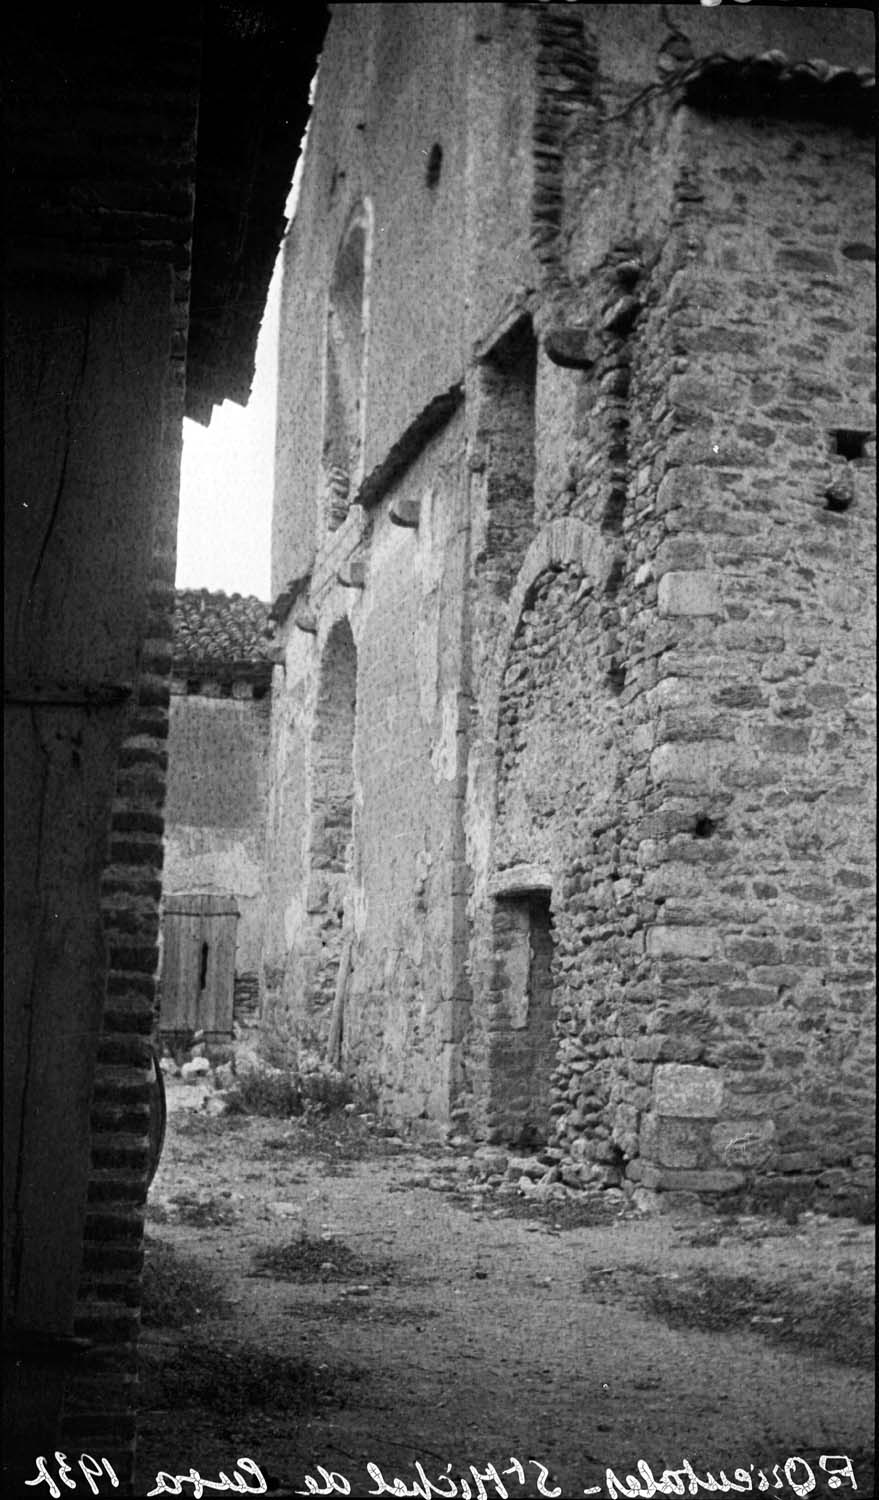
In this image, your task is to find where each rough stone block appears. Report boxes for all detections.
[710,1118,775,1168]
[653,1063,723,1119]
[655,1118,707,1168]
[646,925,717,959]
[544,327,598,369]
[655,1168,745,1193]
[649,743,713,786]
[389,496,421,528]
[655,466,708,514]
[658,571,723,617]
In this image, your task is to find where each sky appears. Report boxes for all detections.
[175,127,311,603]
[175,260,281,603]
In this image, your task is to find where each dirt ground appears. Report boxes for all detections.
[136,1084,875,1500]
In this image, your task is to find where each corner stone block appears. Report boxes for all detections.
[655,1168,745,1193]
[710,1117,775,1168]
[649,742,712,786]
[658,571,722,617]
[646,925,718,959]
[655,1118,707,1169]
[653,1063,724,1119]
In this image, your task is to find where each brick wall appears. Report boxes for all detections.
[4,13,201,1486]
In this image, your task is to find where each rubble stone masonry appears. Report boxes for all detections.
[265,4,875,1209]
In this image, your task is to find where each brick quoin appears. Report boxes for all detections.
[5,6,326,1489]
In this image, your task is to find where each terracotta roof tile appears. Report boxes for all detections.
[173,588,273,671]
[682,51,875,126]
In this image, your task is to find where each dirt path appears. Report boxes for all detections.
[137,1089,874,1499]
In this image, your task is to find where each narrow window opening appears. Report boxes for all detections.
[186,678,201,696]
[252,682,268,701]
[601,487,627,536]
[426,143,443,188]
[604,557,625,596]
[478,317,537,596]
[607,662,626,696]
[831,428,867,461]
[693,816,717,839]
[199,941,209,991]
[219,681,233,699]
[323,210,370,531]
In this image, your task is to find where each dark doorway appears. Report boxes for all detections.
[488,890,556,1147]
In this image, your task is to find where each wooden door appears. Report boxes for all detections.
[159,893,239,1041]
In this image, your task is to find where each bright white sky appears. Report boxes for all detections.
[175,260,281,602]
[176,130,311,603]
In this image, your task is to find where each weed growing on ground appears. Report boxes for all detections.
[249,1233,395,1285]
[223,1053,356,1119]
[141,1235,231,1327]
[224,1070,303,1118]
[582,1263,875,1368]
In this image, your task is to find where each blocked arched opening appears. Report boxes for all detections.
[480,535,621,1149]
[304,618,358,1042]
[322,207,371,529]
[311,618,357,880]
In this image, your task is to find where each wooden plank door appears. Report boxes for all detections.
[160,894,239,1039]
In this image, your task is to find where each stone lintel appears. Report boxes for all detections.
[490,864,553,899]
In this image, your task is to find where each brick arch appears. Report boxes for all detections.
[486,520,621,784]
[503,520,618,659]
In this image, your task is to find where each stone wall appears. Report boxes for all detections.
[464,34,875,1209]
[272,0,537,594]
[264,415,470,1124]
[266,4,875,1207]
[618,103,876,1210]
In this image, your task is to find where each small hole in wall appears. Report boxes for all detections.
[607,663,626,695]
[831,428,868,461]
[252,683,269,701]
[693,816,717,839]
[425,143,443,188]
[186,679,201,696]
[825,487,854,514]
[605,557,625,596]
